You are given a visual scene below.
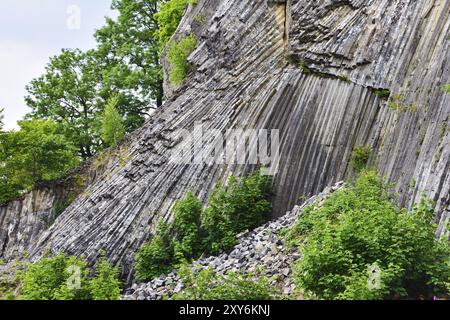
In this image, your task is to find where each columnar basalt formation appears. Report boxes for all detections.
[0,0,449,281]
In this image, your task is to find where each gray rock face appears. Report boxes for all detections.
[0,0,449,281]
[123,183,344,300]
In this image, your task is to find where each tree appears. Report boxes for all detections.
[89,256,122,300]
[25,0,194,160]
[95,0,164,108]
[0,119,79,203]
[135,221,175,282]
[172,192,203,264]
[25,49,104,159]
[101,96,126,147]
[20,254,91,300]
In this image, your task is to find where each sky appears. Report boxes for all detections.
[0,0,116,130]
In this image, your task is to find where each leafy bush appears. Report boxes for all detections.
[101,96,126,147]
[350,145,371,172]
[20,254,91,300]
[154,0,197,49]
[89,256,122,300]
[202,185,239,255]
[18,253,121,300]
[135,222,175,282]
[202,173,272,254]
[135,171,273,281]
[171,266,277,300]
[289,171,450,300]
[167,34,197,85]
[172,192,203,264]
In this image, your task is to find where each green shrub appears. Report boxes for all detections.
[19,253,121,300]
[20,254,91,300]
[171,266,277,300]
[135,171,273,281]
[290,171,450,300]
[167,34,197,85]
[135,221,174,282]
[202,185,239,255]
[339,74,350,82]
[202,172,272,254]
[172,192,203,264]
[89,256,121,300]
[350,145,371,172]
[154,0,197,49]
[0,119,80,204]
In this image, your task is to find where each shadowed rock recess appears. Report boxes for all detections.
[0,0,449,282]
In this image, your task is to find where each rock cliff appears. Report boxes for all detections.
[1,0,449,282]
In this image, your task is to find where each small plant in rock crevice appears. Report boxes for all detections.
[167,34,197,85]
[350,145,371,173]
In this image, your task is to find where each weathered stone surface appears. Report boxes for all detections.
[0,0,449,282]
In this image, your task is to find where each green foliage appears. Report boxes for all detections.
[443,84,450,94]
[289,171,450,300]
[167,34,197,85]
[135,221,175,281]
[95,0,164,108]
[374,89,391,99]
[201,185,239,255]
[27,0,170,159]
[20,254,91,300]
[101,96,126,147]
[89,256,122,300]
[387,93,417,113]
[171,266,277,300]
[135,172,272,281]
[202,173,272,254]
[154,0,196,49]
[25,49,104,159]
[18,253,121,300]
[339,74,350,82]
[135,192,203,281]
[350,145,371,173]
[0,261,24,300]
[298,60,312,74]
[172,192,203,264]
[0,120,80,204]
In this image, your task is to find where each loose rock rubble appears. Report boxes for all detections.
[122,182,344,300]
